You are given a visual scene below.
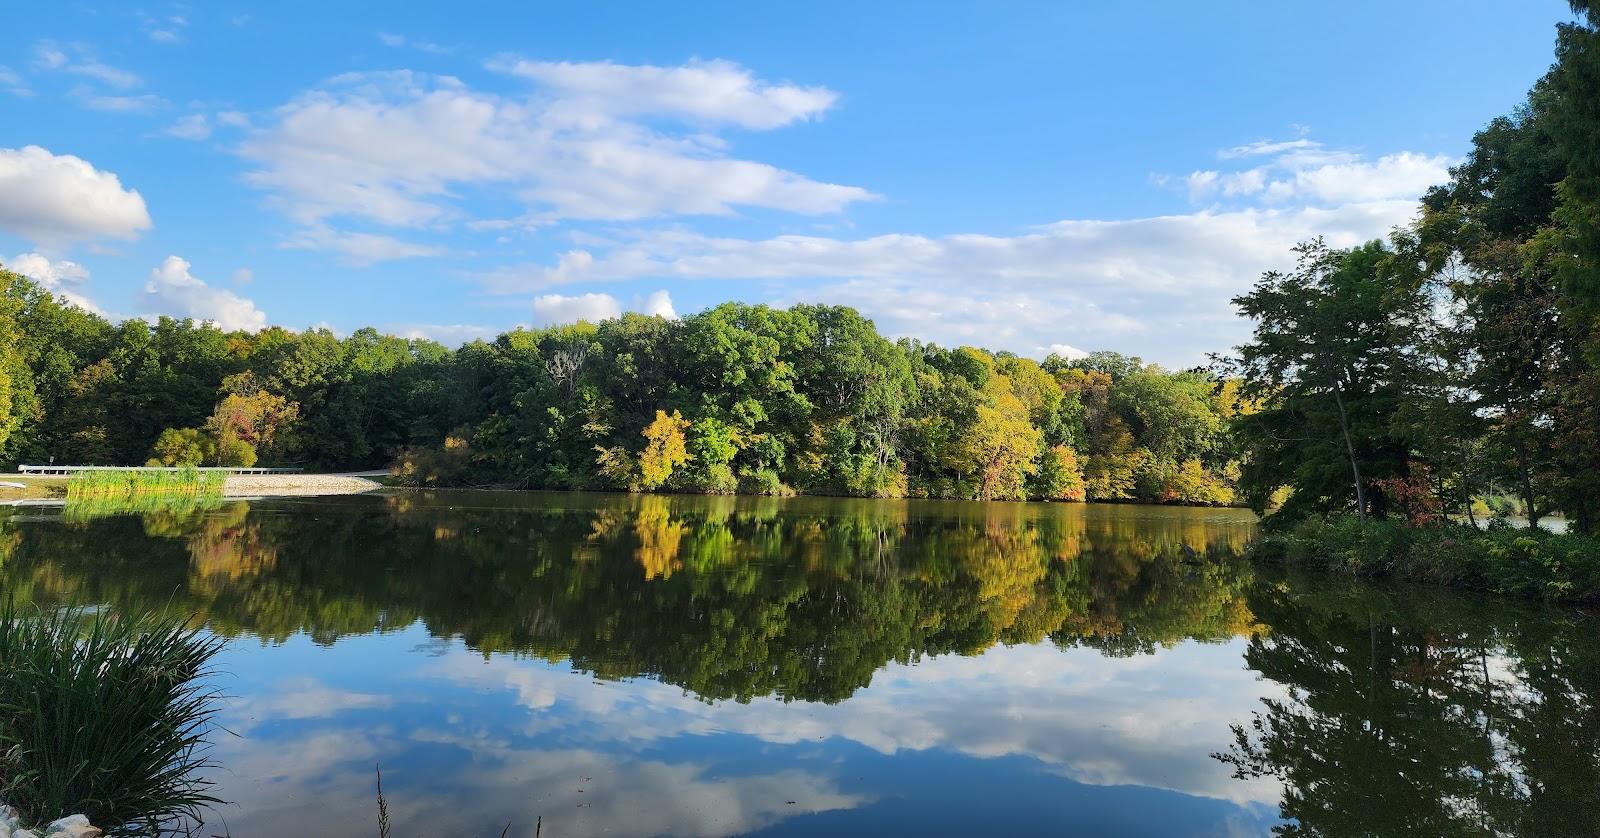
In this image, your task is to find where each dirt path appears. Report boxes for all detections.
[222,473,383,497]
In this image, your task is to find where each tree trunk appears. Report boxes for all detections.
[1515,439,1540,529]
[1461,443,1477,528]
[1332,381,1367,523]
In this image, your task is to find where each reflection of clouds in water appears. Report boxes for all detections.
[224,676,395,730]
[430,636,1286,807]
[405,735,866,838]
[203,727,388,836]
[205,725,861,837]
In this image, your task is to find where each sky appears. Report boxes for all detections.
[0,1,1576,367]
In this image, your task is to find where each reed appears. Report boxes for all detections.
[0,602,226,834]
[65,469,226,501]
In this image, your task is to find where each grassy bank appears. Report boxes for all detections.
[66,469,225,501]
[0,604,225,832]
[1250,515,1600,603]
[0,474,68,501]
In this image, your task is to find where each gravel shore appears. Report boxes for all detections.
[223,474,381,497]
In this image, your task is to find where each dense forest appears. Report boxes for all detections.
[1224,0,1600,536]
[0,272,1246,505]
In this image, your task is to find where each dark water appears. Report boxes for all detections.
[1,491,1596,837]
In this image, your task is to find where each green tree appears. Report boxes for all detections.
[1227,240,1423,522]
[147,428,216,467]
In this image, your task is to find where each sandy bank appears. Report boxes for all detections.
[223,473,382,497]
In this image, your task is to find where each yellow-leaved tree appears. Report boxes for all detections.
[638,409,692,490]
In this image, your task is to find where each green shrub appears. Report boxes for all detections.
[1251,514,1600,602]
[0,604,226,833]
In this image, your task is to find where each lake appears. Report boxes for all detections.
[1,491,1596,836]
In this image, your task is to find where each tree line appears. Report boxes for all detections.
[0,270,1249,505]
[1226,1,1600,534]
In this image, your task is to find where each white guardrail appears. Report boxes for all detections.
[17,465,304,476]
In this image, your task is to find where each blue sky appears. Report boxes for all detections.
[0,1,1573,366]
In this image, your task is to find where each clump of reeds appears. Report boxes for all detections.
[0,602,226,834]
[65,469,226,502]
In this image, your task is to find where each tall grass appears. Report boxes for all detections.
[0,602,226,834]
[66,469,226,502]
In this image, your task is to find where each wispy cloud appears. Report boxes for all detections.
[237,62,872,261]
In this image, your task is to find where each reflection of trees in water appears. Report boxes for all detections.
[0,494,1257,702]
[1218,574,1600,836]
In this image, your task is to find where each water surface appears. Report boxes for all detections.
[1,492,1595,836]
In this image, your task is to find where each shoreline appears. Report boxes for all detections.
[0,472,383,504]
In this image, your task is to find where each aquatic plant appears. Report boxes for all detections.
[0,602,226,834]
[65,469,225,502]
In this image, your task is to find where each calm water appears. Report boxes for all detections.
[1,491,1596,836]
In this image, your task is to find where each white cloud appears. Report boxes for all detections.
[7,251,88,286]
[471,139,1447,366]
[282,226,448,266]
[166,113,211,140]
[0,66,30,97]
[532,292,623,325]
[231,267,254,285]
[143,255,268,331]
[0,145,152,245]
[392,323,509,345]
[5,251,101,313]
[33,41,142,88]
[1045,343,1088,361]
[479,200,1422,367]
[238,66,871,257]
[73,87,165,114]
[1184,139,1450,207]
[637,289,677,318]
[215,110,251,128]
[376,32,452,55]
[492,57,837,129]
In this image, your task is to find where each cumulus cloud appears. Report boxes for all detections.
[636,289,677,318]
[5,251,101,313]
[0,145,152,245]
[532,292,623,326]
[143,255,268,331]
[238,65,872,257]
[1045,343,1089,361]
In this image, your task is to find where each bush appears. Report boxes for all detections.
[147,428,215,468]
[0,604,225,832]
[1251,514,1600,602]
[737,467,793,497]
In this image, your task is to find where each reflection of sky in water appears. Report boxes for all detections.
[203,624,1286,837]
